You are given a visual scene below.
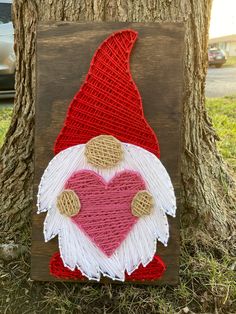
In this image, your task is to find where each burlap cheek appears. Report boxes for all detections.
[57,190,81,217]
[131,190,153,217]
[85,135,123,168]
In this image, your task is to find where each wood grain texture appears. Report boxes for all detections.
[31,22,184,285]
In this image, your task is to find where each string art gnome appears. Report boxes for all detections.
[37,29,176,282]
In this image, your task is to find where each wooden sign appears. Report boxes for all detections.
[31,22,184,285]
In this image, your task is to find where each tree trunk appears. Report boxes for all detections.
[0,0,235,312]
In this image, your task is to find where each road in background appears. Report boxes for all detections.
[206,67,236,97]
[0,67,236,106]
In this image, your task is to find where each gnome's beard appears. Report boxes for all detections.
[37,143,176,281]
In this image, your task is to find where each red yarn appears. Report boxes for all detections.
[50,252,166,281]
[54,29,160,158]
[125,255,166,281]
[50,252,85,280]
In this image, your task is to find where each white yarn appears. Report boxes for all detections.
[38,143,176,281]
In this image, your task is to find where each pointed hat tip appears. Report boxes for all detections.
[54,29,160,158]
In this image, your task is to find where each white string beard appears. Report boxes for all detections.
[37,143,176,281]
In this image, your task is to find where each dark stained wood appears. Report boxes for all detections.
[31,22,185,284]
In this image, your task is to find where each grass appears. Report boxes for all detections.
[224,56,236,67]
[0,97,235,313]
[0,105,12,147]
[206,95,236,172]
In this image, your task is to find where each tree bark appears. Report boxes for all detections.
[0,0,235,295]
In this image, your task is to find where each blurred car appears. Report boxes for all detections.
[208,48,227,68]
[0,0,15,97]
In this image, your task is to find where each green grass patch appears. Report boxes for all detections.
[224,56,236,67]
[206,95,236,172]
[0,105,12,147]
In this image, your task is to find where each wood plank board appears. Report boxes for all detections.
[31,22,184,284]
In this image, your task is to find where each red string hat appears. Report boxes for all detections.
[37,29,177,282]
[54,29,160,158]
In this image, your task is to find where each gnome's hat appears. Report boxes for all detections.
[54,29,160,157]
